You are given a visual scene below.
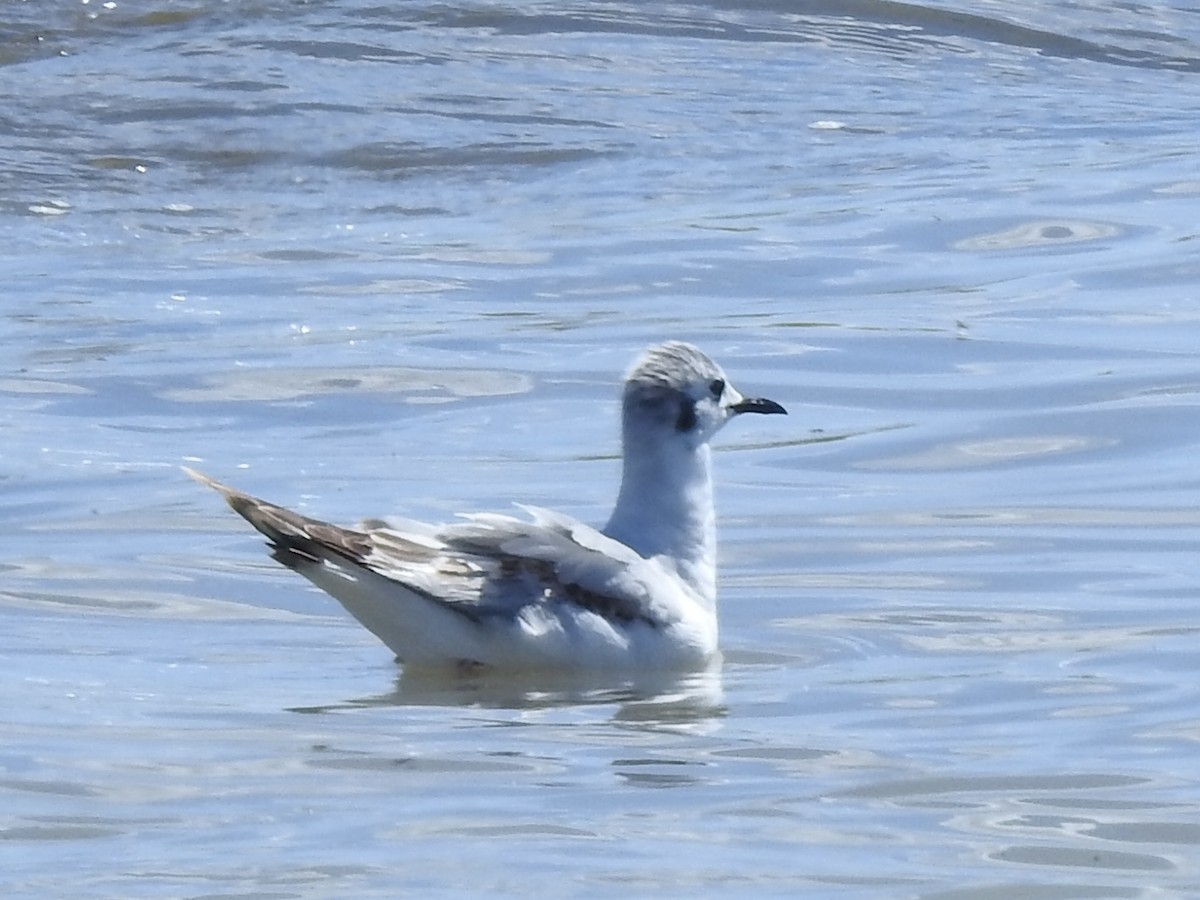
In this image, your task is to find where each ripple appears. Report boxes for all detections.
[991,844,1173,872]
[0,378,90,396]
[0,823,122,842]
[1153,180,1200,195]
[830,773,1149,801]
[160,365,532,403]
[954,219,1122,251]
[861,435,1111,471]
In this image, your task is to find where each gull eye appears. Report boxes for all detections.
[708,378,725,399]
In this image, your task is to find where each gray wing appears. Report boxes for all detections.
[186,469,683,628]
[370,505,681,626]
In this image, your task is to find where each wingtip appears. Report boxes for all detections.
[182,466,249,511]
[182,464,209,484]
[185,467,375,570]
[182,465,227,494]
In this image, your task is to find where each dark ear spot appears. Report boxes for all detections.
[675,399,697,431]
[632,387,677,428]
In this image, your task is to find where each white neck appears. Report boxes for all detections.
[603,430,717,606]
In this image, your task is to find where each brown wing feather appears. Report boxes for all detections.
[187,468,665,629]
[184,467,372,565]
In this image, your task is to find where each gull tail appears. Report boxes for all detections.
[184,467,487,665]
[183,467,371,569]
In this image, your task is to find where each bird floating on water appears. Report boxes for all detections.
[187,341,785,671]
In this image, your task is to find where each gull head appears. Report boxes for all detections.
[621,341,786,449]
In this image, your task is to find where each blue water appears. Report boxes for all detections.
[3,2,1200,897]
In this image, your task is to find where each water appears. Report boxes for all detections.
[3,1,1200,896]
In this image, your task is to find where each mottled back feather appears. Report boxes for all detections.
[186,468,679,630]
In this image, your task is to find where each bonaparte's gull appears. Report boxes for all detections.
[187,341,785,670]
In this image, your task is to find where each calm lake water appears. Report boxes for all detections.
[3,1,1200,897]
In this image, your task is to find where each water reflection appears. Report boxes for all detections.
[289,663,726,728]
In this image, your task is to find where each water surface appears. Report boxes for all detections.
[3,1,1200,897]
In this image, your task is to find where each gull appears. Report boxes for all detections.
[186,341,785,671]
